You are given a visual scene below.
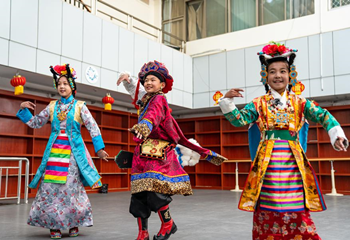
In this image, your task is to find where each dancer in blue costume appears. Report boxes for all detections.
[17,64,109,239]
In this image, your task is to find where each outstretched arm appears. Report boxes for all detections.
[16,101,50,128]
[219,88,259,127]
[117,72,146,101]
[304,99,348,151]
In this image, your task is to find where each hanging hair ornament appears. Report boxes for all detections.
[69,78,74,89]
[52,79,57,89]
[289,64,298,86]
[260,64,268,85]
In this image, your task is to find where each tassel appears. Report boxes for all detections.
[132,79,141,109]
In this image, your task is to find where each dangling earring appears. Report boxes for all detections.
[289,64,298,86]
[260,64,268,85]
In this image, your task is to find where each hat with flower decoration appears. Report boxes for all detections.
[50,64,77,96]
[133,60,174,108]
[257,41,304,94]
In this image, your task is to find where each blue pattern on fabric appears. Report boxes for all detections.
[46,166,69,172]
[138,100,151,122]
[131,171,190,182]
[54,139,70,145]
[205,151,218,161]
[175,147,184,168]
[139,119,153,132]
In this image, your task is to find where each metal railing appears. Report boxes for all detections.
[61,0,186,50]
[63,0,91,12]
[0,157,29,204]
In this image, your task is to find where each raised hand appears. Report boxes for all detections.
[224,88,244,99]
[129,128,144,140]
[20,101,36,110]
[97,149,109,161]
[116,73,131,86]
[334,137,347,152]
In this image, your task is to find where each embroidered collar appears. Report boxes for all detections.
[270,88,287,108]
[60,95,74,104]
[138,91,166,116]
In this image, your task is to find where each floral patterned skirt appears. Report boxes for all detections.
[253,208,321,240]
[27,155,93,230]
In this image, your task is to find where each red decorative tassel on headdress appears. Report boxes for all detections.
[132,79,141,109]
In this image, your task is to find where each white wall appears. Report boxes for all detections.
[186,0,350,56]
[0,0,191,108]
[192,30,350,109]
[96,0,162,41]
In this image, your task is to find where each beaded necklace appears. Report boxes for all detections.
[266,90,294,129]
[56,98,75,121]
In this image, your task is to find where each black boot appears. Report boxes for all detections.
[136,218,149,240]
[153,205,177,240]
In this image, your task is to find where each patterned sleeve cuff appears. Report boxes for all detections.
[204,151,227,166]
[328,126,349,151]
[92,135,105,153]
[16,108,33,123]
[218,97,237,114]
[132,119,153,139]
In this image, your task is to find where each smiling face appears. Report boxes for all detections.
[143,74,166,94]
[57,76,72,98]
[267,61,290,94]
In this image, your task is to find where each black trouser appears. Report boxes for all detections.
[130,191,172,219]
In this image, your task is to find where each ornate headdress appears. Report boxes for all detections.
[50,64,77,96]
[133,60,174,108]
[258,42,303,94]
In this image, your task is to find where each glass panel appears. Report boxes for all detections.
[292,0,315,18]
[332,0,341,8]
[342,0,350,6]
[286,0,291,19]
[163,0,184,21]
[230,0,256,32]
[259,0,285,25]
[206,0,226,37]
[163,20,183,46]
[187,0,205,40]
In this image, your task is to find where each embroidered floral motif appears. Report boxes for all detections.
[253,210,321,239]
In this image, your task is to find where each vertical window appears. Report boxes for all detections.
[230,0,257,32]
[162,0,315,43]
[259,0,314,25]
[259,0,285,25]
[162,0,184,47]
[288,0,315,18]
[186,0,226,41]
[206,0,226,37]
[186,0,205,40]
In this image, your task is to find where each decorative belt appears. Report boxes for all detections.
[263,130,298,141]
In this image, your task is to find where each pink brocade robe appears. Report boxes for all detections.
[131,94,226,195]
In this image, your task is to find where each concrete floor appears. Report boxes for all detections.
[0,190,349,240]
